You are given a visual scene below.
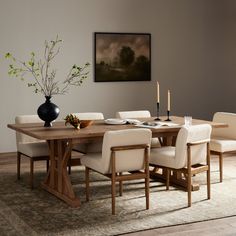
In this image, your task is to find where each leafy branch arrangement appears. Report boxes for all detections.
[64,113,80,129]
[5,36,90,96]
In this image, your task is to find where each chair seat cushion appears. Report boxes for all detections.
[151,138,161,148]
[210,137,236,153]
[150,146,176,169]
[18,141,48,157]
[80,153,104,173]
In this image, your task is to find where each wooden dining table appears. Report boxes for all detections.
[8,116,227,207]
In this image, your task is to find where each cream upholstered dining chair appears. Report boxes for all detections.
[15,115,49,189]
[116,110,160,148]
[116,110,151,119]
[210,112,236,182]
[69,112,104,173]
[72,112,104,121]
[150,124,212,207]
[81,128,152,215]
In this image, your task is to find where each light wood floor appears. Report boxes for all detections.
[1,153,236,236]
[122,216,236,236]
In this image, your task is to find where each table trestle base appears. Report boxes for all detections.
[42,139,80,207]
[150,168,200,191]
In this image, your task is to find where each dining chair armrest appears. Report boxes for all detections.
[187,139,210,147]
[111,144,149,152]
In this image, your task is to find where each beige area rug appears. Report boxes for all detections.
[0,156,236,236]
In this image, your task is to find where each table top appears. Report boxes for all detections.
[8,116,227,141]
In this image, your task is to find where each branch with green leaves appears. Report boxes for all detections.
[5,36,90,96]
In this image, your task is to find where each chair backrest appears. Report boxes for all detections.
[15,115,43,148]
[116,110,151,119]
[175,124,212,169]
[101,129,152,174]
[212,112,236,139]
[72,112,104,120]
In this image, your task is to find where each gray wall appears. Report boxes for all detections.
[0,0,235,152]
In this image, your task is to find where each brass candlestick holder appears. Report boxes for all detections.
[165,110,172,121]
[154,102,161,121]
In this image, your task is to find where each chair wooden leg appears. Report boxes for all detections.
[219,153,223,182]
[145,175,150,210]
[187,173,192,207]
[85,167,90,201]
[111,175,116,215]
[207,143,211,199]
[187,146,192,207]
[119,172,123,196]
[207,168,211,199]
[166,168,170,190]
[145,146,150,210]
[17,152,21,180]
[30,159,34,189]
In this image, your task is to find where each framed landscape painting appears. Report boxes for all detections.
[94,32,151,82]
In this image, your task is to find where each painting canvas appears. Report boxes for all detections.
[94,32,151,82]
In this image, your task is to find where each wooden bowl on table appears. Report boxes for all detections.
[80,120,94,128]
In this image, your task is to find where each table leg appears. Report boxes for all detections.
[41,139,80,207]
[162,136,173,146]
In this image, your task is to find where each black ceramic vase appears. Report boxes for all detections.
[37,96,60,127]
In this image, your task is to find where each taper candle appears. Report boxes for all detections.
[167,90,171,111]
[157,82,160,103]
